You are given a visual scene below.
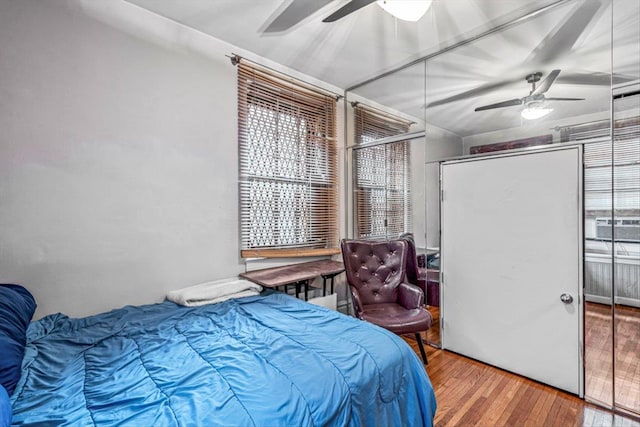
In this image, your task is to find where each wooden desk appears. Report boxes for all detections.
[240,259,345,301]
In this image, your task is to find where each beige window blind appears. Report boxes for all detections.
[353,105,412,239]
[237,62,338,258]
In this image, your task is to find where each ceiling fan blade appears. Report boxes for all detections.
[322,0,376,23]
[545,97,586,101]
[532,69,561,96]
[475,98,523,112]
[264,0,333,33]
[427,77,523,108]
[526,1,602,65]
[559,72,637,86]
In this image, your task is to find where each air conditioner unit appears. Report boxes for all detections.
[595,217,640,242]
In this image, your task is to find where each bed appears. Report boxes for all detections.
[2,285,436,426]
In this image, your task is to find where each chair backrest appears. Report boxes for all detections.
[341,239,408,306]
[398,233,419,285]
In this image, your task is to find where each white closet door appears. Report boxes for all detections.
[440,147,583,395]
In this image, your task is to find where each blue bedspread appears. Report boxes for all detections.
[10,292,436,426]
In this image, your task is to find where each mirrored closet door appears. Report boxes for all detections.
[345,62,443,345]
[612,90,640,416]
[344,0,639,414]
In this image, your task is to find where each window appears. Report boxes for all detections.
[353,104,412,239]
[562,94,640,245]
[565,118,639,219]
[237,62,338,257]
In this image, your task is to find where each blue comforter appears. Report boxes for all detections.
[10,292,436,426]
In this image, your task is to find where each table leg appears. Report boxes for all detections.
[320,273,340,295]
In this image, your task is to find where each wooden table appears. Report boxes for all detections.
[240,259,345,301]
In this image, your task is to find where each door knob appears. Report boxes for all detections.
[560,293,574,304]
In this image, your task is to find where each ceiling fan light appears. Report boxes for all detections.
[521,106,553,120]
[376,0,432,22]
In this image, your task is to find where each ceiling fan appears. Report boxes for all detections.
[474,69,585,119]
[264,0,428,33]
[263,0,372,33]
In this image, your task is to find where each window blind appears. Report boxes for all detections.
[564,102,640,215]
[353,105,412,239]
[237,62,338,257]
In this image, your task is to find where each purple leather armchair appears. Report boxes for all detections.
[341,239,432,364]
[398,233,427,304]
[399,233,440,307]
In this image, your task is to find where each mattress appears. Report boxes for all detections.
[10,292,436,426]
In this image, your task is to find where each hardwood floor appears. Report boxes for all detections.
[585,302,615,407]
[404,302,640,427]
[403,339,640,426]
[613,304,640,412]
[577,302,639,412]
[424,305,440,344]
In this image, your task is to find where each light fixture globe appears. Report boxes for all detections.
[521,101,553,120]
[376,0,432,22]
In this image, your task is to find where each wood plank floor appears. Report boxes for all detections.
[403,300,640,426]
[584,302,640,411]
[403,339,640,426]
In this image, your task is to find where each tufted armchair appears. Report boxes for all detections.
[398,233,427,305]
[341,239,432,364]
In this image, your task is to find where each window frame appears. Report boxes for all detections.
[237,63,339,258]
[352,104,413,240]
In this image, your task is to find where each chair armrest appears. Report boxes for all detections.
[349,285,365,319]
[398,282,424,310]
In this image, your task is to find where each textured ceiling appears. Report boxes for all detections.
[126,0,640,136]
[353,0,640,136]
[126,0,567,89]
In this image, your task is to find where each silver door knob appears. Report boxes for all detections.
[560,293,573,304]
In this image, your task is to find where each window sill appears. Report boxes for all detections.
[241,247,340,258]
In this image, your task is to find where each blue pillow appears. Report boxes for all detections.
[0,284,36,396]
[0,385,11,427]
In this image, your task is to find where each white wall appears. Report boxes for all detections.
[0,0,342,319]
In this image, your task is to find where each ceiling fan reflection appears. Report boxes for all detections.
[474,69,585,119]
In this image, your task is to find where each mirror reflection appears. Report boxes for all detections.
[613,91,640,413]
[612,0,640,415]
[346,0,638,413]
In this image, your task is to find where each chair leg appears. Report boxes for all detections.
[415,333,428,365]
